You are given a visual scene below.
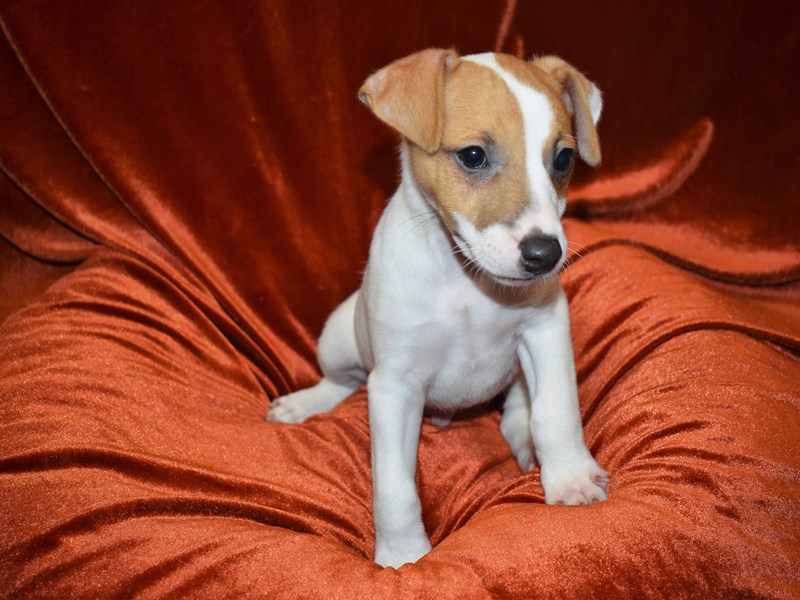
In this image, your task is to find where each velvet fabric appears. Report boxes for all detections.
[1,1,799,598]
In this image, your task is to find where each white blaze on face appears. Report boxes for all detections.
[451,53,567,283]
[464,54,560,221]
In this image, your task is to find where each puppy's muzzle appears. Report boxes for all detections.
[519,236,562,275]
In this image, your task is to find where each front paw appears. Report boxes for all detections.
[374,533,432,568]
[541,456,609,505]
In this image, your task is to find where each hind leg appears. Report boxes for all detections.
[500,376,537,473]
[268,291,366,423]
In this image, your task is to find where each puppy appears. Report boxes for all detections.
[268,49,609,568]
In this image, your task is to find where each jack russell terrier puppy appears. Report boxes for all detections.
[268,49,609,568]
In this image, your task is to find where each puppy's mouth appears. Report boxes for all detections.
[452,235,553,287]
[492,273,539,285]
[448,211,567,287]
[487,268,562,287]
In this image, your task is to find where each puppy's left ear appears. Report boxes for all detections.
[533,56,602,167]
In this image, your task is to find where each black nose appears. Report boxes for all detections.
[519,236,562,275]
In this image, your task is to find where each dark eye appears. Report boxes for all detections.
[455,146,489,170]
[553,148,575,176]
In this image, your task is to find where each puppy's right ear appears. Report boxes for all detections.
[358,49,459,154]
[532,56,602,167]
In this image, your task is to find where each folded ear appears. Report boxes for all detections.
[358,48,459,154]
[532,56,602,167]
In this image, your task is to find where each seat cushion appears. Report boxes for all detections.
[1,1,799,597]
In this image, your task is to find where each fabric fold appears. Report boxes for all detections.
[1,1,798,598]
[568,119,715,219]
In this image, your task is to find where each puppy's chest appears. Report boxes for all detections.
[415,283,525,408]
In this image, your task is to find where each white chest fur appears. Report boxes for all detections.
[355,167,541,410]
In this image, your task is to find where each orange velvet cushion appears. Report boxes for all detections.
[1,2,798,598]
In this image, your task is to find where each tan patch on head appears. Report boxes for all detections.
[408,54,575,232]
[494,54,575,167]
[408,60,528,231]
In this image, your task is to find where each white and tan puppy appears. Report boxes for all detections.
[268,49,609,568]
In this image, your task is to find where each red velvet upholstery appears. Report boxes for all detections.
[1,2,799,597]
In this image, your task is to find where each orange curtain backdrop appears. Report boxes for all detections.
[1,1,799,598]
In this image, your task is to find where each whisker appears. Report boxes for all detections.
[400,210,436,225]
[451,244,483,277]
[567,239,592,253]
[403,210,437,224]
[395,211,438,235]
[408,214,439,233]
[566,240,598,273]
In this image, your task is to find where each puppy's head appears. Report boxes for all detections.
[359,49,602,285]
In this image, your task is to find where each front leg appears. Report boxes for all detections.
[368,370,431,568]
[520,285,609,505]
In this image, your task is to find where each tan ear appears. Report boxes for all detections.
[358,48,459,154]
[533,56,602,167]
